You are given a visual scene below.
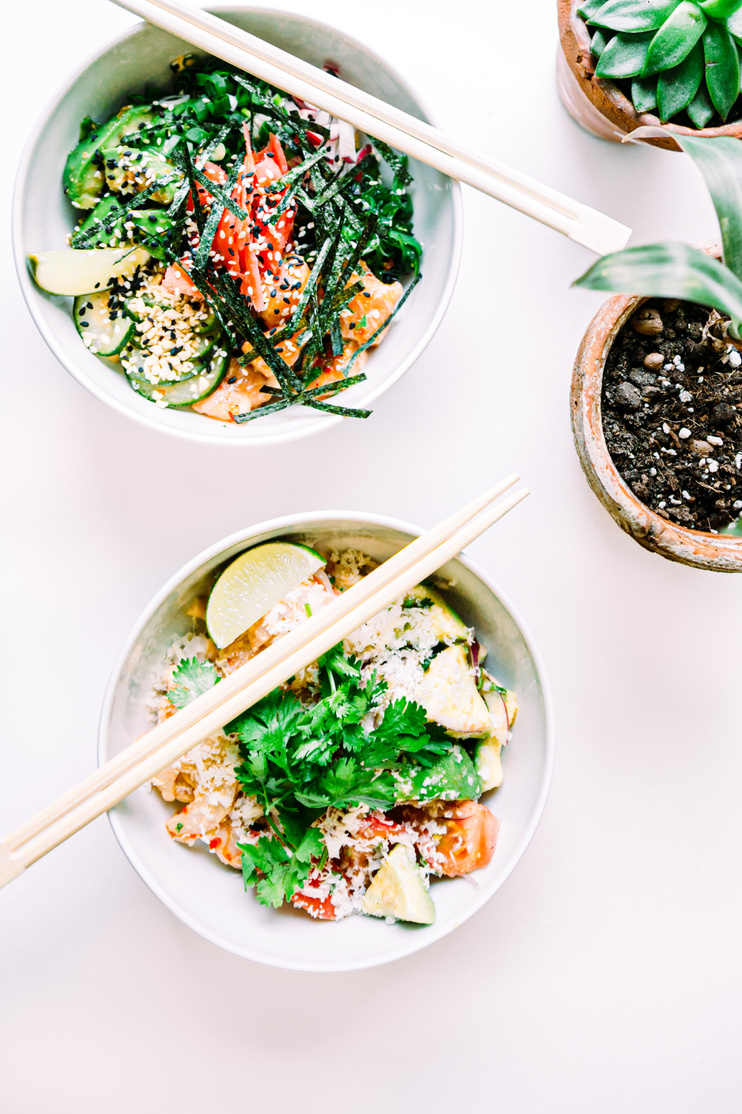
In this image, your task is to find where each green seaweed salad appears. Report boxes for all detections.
[53,55,423,422]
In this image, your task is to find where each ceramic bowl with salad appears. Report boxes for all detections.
[99,512,554,971]
[14,9,461,445]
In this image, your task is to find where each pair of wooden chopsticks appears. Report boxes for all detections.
[0,477,527,890]
[110,0,630,256]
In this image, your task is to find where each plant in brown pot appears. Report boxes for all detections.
[558,0,742,148]
[571,132,742,570]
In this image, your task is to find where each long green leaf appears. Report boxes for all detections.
[644,2,708,74]
[673,134,742,278]
[658,40,704,117]
[588,0,679,32]
[704,19,741,116]
[573,242,742,331]
[596,31,654,76]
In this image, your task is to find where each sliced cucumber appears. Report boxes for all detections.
[74,291,135,356]
[120,343,200,386]
[28,246,150,296]
[125,350,228,407]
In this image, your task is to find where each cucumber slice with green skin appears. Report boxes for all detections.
[74,291,135,356]
[28,246,150,296]
[125,349,228,406]
[64,106,156,210]
[126,321,219,364]
[120,343,201,385]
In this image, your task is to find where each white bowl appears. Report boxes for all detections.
[98,512,555,971]
[13,8,462,446]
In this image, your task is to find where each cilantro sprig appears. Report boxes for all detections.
[168,657,220,709]
[225,643,464,908]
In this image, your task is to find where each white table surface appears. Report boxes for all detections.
[3,1,742,1110]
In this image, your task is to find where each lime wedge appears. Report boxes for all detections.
[206,541,325,648]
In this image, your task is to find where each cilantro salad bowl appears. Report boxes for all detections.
[98,512,554,971]
[13,8,461,446]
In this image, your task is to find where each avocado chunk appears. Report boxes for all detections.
[416,644,491,738]
[102,146,180,204]
[74,194,127,247]
[64,105,156,210]
[403,584,470,643]
[361,844,435,924]
[474,738,503,792]
[393,745,482,803]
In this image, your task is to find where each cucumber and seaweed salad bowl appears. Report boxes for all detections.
[13,9,461,446]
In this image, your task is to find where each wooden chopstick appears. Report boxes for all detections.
[0,473,517,856]
[110,0,630,255]
[0,478,527,889]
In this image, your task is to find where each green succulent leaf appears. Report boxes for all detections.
[672,133,742,278]
[687,81,717,122]
[591,27,610,54]
[721,515,742,534]
[578,0,608,18]
[644,2,708,74]
[727,8,742,41]
[703,19,741,116]
[658,40,705,116]
[574,242,742,335]
[699,0,742,17]
[596,30,654,75]
[632,73,660,110]
[588,0,679,32]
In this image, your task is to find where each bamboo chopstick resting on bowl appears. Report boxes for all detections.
[109,0,630,256]
[0,478,528,890]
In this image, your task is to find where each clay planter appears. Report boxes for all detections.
[571,294,742,572]
[558,0,742,151]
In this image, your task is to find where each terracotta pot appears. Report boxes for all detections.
[558,0,742,151]
[571,293,742,572]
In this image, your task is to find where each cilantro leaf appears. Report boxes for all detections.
[237,830,323,908]
[168,657,220,709]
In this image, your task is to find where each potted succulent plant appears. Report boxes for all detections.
[558,0,742,149]
[571,131,742,570]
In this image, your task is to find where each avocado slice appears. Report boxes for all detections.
[474,738,503,792]
[416,644,491,738]
[64,105,156,210]
[394,745,482,803]
[103,146,180,204]
[474,677,516,792]
[361,844,435,924]
[403,584,470,643]
[75,195,127,247]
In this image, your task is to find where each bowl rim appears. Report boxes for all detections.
[12,6,463,448]
[97,508,556,971]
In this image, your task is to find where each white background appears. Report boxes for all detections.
[3,1,742,1110]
